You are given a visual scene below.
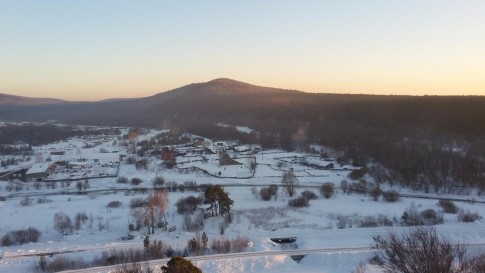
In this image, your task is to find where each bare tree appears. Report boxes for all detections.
[131,205,151,235]
[247,157,257,173]
[281,170,299,197]
[53,212,73,236]
[370,185,382,201]
[131,190,169,234]
[114,261,153,273]
[320,182,334,199]
[371,227,474,273]
[152,176,165,189]
[148,190,169,232]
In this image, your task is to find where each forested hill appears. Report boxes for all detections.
[1,78,485,191]
[1,78,484,137]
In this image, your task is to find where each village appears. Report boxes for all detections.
[3,125,340,186]
[1,125,484,273]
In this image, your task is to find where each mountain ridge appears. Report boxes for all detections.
[0,78,302,106]
[0,93,69,106]
[2,78,482,106]
[1,78,484,141]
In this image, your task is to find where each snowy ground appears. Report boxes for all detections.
[1,129,485,273]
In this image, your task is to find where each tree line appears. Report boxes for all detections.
[2,83,484,192]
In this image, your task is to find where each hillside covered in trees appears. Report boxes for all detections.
[1,78,484,192]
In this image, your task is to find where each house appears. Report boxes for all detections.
[214,142,225,153]
[193,138,204,148]
[68,162,87,169]
[219,153,242,166]
[26,163,51,181]
[161,147,177,162]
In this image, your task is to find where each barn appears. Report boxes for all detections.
[26,162,51,181]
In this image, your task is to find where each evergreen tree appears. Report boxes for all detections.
[161,256,202,273]
[204,185,233,219]
[201,232,208,249]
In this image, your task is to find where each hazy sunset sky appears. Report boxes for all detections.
[1,1,484,101]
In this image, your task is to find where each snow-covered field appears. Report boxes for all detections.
[1,129,485,273]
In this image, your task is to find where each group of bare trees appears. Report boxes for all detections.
[131,190,169,234]
[1,227,40,246]
[372,227,485,273]
[53,212,73,236]
[259,185,278,201]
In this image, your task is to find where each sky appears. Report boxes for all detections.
[1,1,484,101]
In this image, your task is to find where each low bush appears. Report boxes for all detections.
[401,204,443,226]
[359,216,379,228]
[320,183,334,198]
[166,181,179,192]
[382,190,400,202]
[210,236,250,254]
[259,187,276,201]
[130,197,147,208]
[128,221,142,231]
[420,209,443,225]
[302,190,318,200]
[1,227,40,246]
[107,201,122,208]
[349,179,368,194]
[458,209,481,223]
[0,196,6,201]
[184,181,199,192]
[438,199,458,214]
[20,196,32,206]
[370,186,382,201]
[288,196,309,208]
[176,196,202,214]
[152,177,165,188]
[131,178,143,186]
[348,168,367,180]
[116,176,128,184]
[37,197,53,204]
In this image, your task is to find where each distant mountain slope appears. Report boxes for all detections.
[1,79,484,139]
[2,78,485,192]
[0,93,67,105]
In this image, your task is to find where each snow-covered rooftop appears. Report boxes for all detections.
[25,162,50,175]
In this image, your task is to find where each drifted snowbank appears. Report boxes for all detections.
[193,252,381,273]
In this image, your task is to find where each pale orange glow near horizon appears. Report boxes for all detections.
[1,1,484,101]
